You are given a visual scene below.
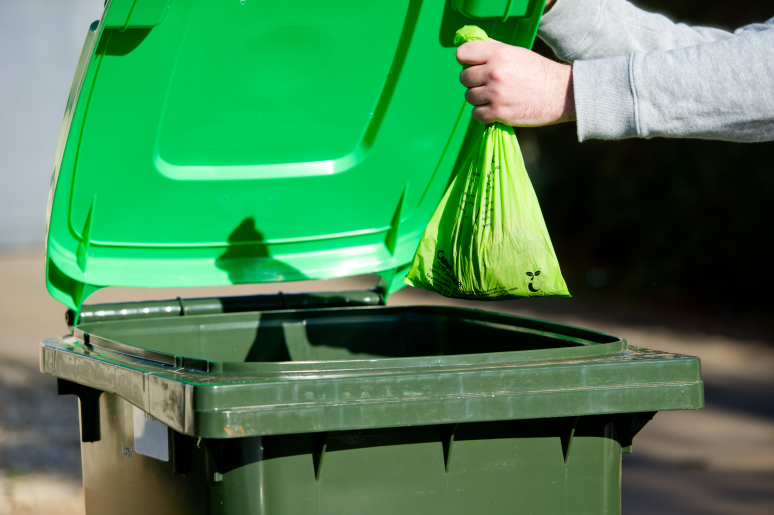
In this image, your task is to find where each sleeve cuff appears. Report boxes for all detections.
[573,55,639,141]
[538,0,603,61]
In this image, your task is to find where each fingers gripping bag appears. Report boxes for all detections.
[403,26,570,300]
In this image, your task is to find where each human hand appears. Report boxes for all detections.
[457,40,575,126]
[544,0,558,11]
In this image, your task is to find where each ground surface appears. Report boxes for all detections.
[1,251,773,514]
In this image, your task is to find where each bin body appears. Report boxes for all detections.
[81,393,623,515]
[43,305,703,515]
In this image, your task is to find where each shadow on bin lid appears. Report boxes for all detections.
[45,0,546,310]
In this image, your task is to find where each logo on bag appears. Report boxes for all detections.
[526,270,541,292]
[437,251,454,270]
[436,251,462,287]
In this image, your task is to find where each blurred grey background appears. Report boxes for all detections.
[1,1,773,514]
[0,0,103,250]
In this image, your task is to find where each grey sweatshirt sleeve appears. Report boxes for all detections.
[537,0,774,142]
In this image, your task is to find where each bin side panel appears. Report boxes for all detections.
[208,419,623,515]
[81,393,211,515]
[76,392,625,514]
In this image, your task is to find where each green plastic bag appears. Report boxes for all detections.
[403,26,570,300]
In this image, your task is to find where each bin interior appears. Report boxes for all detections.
[77,306,620,365]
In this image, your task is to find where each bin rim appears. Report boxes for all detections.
[41,334,703,439]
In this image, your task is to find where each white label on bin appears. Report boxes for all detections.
[133,406,169,462]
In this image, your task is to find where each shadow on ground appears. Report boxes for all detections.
[703,380,774,421]
[0,360,83,513]
[623,455,774,515]
[0,361,81,478]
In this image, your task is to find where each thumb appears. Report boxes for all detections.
[456,40,495,66]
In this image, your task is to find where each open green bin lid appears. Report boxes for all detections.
[46,0,547,310]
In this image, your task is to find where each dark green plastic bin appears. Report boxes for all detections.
[43,299,702,515]
[42,0,702,513]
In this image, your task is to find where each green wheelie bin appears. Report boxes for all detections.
[42,0,704,514]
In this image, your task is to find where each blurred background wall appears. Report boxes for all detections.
[0,0,104,249]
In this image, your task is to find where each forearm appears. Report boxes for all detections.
[539,0,733,62]
[573,27,774,142]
